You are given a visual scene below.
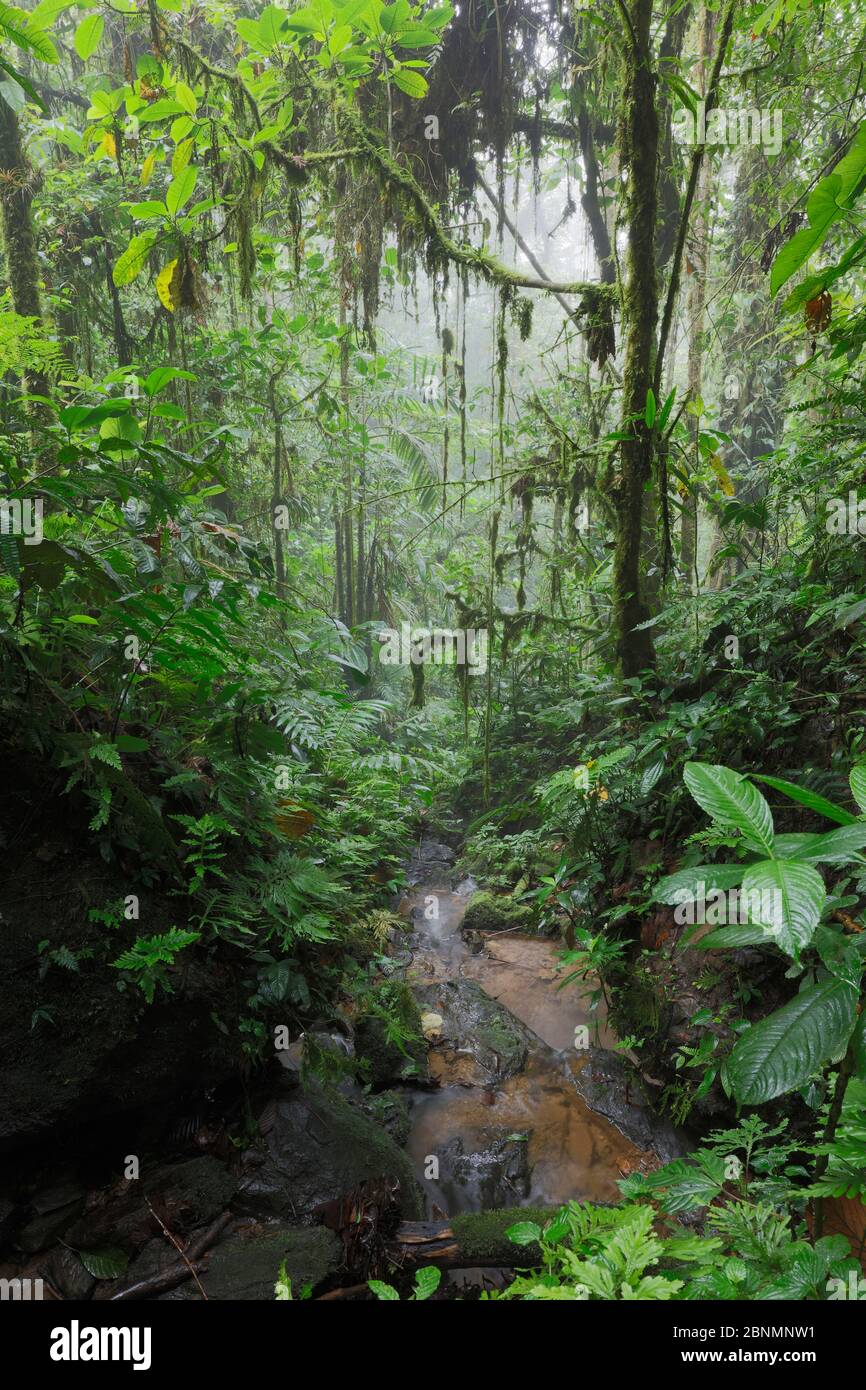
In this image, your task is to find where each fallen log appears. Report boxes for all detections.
[386,1208,552,1269]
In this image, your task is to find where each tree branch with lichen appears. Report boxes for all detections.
[334,97,615,301]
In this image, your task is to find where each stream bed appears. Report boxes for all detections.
[0,840,685,1300]
[395,842,684,1217]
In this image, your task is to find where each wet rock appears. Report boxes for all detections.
[237,1083,422,1221]
[276,1030,354,1079]
[568,1048,688,1164]
[99,1235,178,1296]
[413,838,455,864]
[416,979,529,1083]
[41,1245,96,1300]
[461,890,532,935]
[440,1130,531,1208]
[0,1197,22,1245]
[65,1156,237,1249]
[404,837,458,887]
[31,1180,85,1215]
[17,1199,82,1254]
[1,912,238,1156]
[454,876,478,897]
[163,1225,341,1301]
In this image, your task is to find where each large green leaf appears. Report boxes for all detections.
[654,863,744,905]
[739,859,826,957]
[770,122,866,296]
[0,3,58,63]
[166,166,197,217]
[258,4,289,50]
[697,923,779,950]
[392,68,428,98]
[753,774,857,826]
[683,763,774,856]
[776,824,866,865]
[74,13,104,60]
[727,979,858,1104]
[813,926,863,988]
[396,26,441,47]
[412,1265,441,1300]
[367,1279,399,1300]
[112,231,157,287]
[850,764,866,815]
[505,1221,543,1246]
[852,1010,866,1080]
[78,1246,129,1280]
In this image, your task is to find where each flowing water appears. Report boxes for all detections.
[396,862,660,1218]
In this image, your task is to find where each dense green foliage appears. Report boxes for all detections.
[2,0,866,1305]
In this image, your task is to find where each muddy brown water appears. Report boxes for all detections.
[397,876,651,1216]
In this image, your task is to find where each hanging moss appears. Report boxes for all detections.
[335,97,600,299]
[511,294,533,342]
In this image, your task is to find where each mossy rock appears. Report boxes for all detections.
[355,981,428,1090]
[461,890,532,935]
[361,1089,411,1148]
[163,1226,341,1301]
[451,1207,550,1267]
[237,1082,423,1220]
[416,979,529,1082]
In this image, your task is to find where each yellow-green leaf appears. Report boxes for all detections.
[113,232,157,286]
[709,452,734,497]
[174,81,197,115]
[172,138,193,177]
[156,259,181,312]
[74,13,104,60]
[165,166,197,217]
[392,69,428,99]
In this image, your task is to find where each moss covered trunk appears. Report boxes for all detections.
[612,0,659,677]
[682,4,715,586]
[0,96,48,399]
[389,1209,552,1268]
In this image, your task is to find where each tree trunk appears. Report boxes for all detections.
[681,4,715,586]
[611,0,659,677]
[387,1209,553,1269]
[339,290,355,626]
[0,96,48,397]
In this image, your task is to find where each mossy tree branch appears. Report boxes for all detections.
[335,98,612,299]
